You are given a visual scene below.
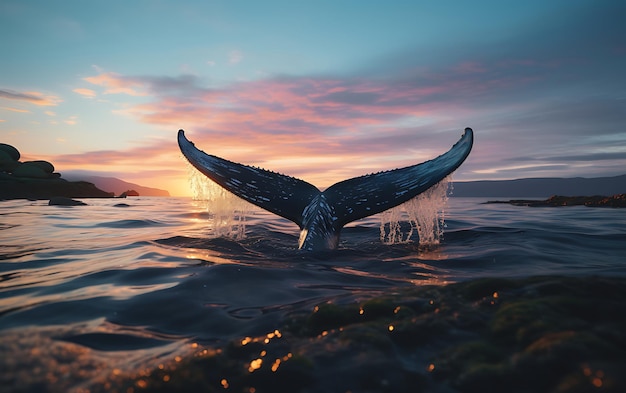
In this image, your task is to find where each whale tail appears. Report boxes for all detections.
[178,128,473,250]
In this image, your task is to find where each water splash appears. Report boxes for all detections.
[188,165,254,240]
[380,176,451,247]
[188,161,451,246]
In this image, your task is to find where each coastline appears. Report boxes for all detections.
[0,175,114,200]
[485,194,626,208]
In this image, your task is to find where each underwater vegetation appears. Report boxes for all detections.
[91,275,626,393]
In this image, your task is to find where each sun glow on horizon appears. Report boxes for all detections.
[1,1,624,190]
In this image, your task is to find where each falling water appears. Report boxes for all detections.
[380,176,452,246]
[187,165,254,239]
[188,162,451,247]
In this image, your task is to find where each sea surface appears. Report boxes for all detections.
[1,196,625,392]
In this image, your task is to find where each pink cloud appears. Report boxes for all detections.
[1,106,30,113]
[76,53,591,190]
[72,69,500,188]
[0,89,61,106]
[73,88,97,97]
[84,72,148,96]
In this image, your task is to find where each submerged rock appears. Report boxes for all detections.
[48,197,87,206]
[90,276,626,393]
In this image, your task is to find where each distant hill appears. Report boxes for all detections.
[63,174,170,197]
[451,175,626,198]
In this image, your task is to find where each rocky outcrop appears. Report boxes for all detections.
[486,194,626,207]
[0,143,113,200]
[119,190,140,198]
[48,196,88,206]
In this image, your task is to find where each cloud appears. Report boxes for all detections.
[0,89,61,106]
[80,56,625,183]
[1,106,30,113]
[64,115,78,125]
[83,72,210,99]
[83,72,149,96]
[86,72,484,186]
[50,139,178,167]
[77,2,626,184]
[228,50,243,64]
[73,88,96,97]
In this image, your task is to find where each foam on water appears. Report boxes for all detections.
[380,176,451,246]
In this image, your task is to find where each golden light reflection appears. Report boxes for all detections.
[248,358,263,372]
[221,378,229,388]
[271,358,281,372]
[427,363,435,372]
[388,324,395,332]
[582,365,605,388]
[240,330,283,347]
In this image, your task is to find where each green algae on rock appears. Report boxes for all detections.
[90,276,626,393]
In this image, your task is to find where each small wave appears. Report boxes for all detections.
[2,197,626,392]
[98,219,168,228]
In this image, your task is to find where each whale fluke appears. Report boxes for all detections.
[178,128,473,251]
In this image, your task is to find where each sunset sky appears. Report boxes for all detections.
[1,1,625,196]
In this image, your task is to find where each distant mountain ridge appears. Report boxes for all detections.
[58,173,626,199]
[452,174,626,198]
[63,174,170,197]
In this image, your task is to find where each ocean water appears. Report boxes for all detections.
[1,195,626,392]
